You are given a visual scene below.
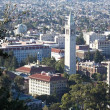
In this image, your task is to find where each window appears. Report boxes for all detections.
[66,29,69,35]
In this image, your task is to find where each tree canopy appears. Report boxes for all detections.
[76,33,85,45]
[61,82,110,110]
[94,50,103,63]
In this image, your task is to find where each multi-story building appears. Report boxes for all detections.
[90,39,110,57]
[51,48,64,61]
[54,34,65,49]
[39,33,65,49]
[83,32,106,45]
[29,72,67,96]
[101,61,110,86]
[0,42,51,63]
[76,61,107,77]
[39,33,56,41]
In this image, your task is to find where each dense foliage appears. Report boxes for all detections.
[0,71,27,110]
[76,33,85,45]
[60,74,110,110]
[0,51,18,71]
[41,57,64,73]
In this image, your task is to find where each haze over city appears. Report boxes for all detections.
[0,0,110,110]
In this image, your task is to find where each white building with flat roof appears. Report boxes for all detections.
[83,32,106,45]
[54,34,65,49]
[90,39,110,57]
[39,33,65,49]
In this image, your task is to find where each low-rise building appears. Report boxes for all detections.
[51,48,64,61]
[76,61,107,77]
[54,34,65,49]
[90,39,110,57]
[29,72,67,96]
[16,63,55,75]
[76,45,89,50]
[83,31,106,45]
[39,33,56,41]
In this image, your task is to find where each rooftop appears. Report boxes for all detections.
[51,48,64,53]
[16,64,55,75]
[29,72,66,82]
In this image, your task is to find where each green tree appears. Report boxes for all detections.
[49,103,61,110]
[0,4,28,110]
[14,76,24,87]
[3,51,18,71]
[0,73,27,110]
[60,93,72,110]
[43,26,48,34]
[94,50,103,63]
[61,82,110,110]
[41,57,56,68]
[43,105,49,110]
[76,33,85,45]
[55,58,64,73]
[91,73,102,81]
[85,49,93,61]
[37,95,58,105]
[69,74,83,85]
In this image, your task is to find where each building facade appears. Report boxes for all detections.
[0,42,51,63]
[16,63,55,75]
[76,61,107,77]
[101,61,110,86]
[83,31,106,45]
[54,34,65,49]
[90,39,110,57]
[65,13,76,74]
[29,72,67,96]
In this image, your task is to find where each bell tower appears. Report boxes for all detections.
[65,13,76,74]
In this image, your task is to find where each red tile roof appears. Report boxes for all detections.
[16,66,55,74]
[29,73,67,82]
[16,67,31,73]
[51,48,64,53]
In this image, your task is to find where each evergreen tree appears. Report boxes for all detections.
[85,49,92,61]
[94,50,103,63]
[76,33,85,45]
[61,82,110,110]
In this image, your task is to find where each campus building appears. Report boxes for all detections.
[0,42,51,63]
[29,72,67,96]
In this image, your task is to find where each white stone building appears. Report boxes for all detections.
[54,34,65,49]
[39,33,65,49]
[90,39,110,57]
[29,72,67,96]
[65,13,76,74]
[83,32,106,45]
[51,48,64,61]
